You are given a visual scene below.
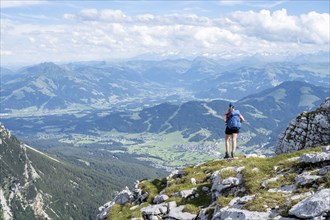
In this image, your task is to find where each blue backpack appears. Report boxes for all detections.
[227,110,241,130]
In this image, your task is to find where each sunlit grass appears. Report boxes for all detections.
[108,146,326,218]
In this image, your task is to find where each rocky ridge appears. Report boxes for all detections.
[0,123,123,219]
[0,123,50,220]
[97,146,330,219]
[276,97,330,154]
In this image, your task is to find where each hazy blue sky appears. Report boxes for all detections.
[1,0,329,65]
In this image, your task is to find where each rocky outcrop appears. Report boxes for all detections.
[289,188,330,218]
[97,146,330,220]
[276,97,330,154]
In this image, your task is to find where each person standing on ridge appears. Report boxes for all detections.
[223,102,245,159]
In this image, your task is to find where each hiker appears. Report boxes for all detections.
[223,102,245,159]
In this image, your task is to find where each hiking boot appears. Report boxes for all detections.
[224,152,230,159]
[231,152,235,158]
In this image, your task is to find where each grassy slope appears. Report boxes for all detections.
[108,146,330,219]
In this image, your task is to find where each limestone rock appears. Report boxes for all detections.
[295,173,321,186]
[268,184,296,193]
[289,188,330,218]
[212,207,270,220]
[300,152,330,163]
[167,170,185,180]
[141,201,196,220]
[96,201,115,220]
[165,205,196,220]
[276,98,330,154]
[211,167,245,200]
[179,188,197,199]
[141,203,168,217]
[318,165,330,175]
[244,153,266,158]
[153,195,169,204]
[114,186,134,205]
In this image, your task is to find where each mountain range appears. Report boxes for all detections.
[1,58,328,114]
[1,80,328,172]
[88,80,328,151]
[1,56,330,219]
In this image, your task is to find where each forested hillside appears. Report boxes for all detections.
[0,123,165,219]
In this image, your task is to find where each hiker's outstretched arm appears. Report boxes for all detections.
[240,114,245,122]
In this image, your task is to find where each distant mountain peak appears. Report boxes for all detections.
[22,62,67,76]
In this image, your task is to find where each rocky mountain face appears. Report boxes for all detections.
[0,123,45,220]
[276,97,330,154]
[0,123,122,220]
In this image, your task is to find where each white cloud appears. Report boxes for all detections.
[0,0,46,8]
[1,50,13,55]
[228,9,329,44]
[218,0,287,9]
[1,7,329,65]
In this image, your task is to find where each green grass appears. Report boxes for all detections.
[220,169,237,180]
[266,173,297,189]
[108,146,326,218]
[139,180,163,203]
[243,192,288,212]
[107,203,148,219]
[183,204,200,215]
[217,196,234,208]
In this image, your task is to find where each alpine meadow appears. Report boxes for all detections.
[0,1,329,220]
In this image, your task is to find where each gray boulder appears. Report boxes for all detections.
[295,172,321,186]
[318,165,330,175]
[212,207,270,220]
[300,152,330,163]
[96,201,115,220]
[289,188,330,218]
[165,205,196,220]
[167,170,185,180]
[141,201,196,220]
[179,188,197,199]
[114,186,134,205]
[141,203,168,217]
[211,167,244,199]
[268,184,296,193]
[153,194,169,204]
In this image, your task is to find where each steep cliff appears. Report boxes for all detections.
[276,97,330,154]
[0,123,121,220]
